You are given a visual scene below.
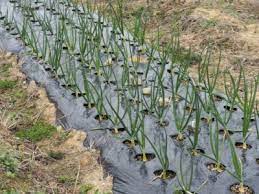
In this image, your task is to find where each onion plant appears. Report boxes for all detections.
[107,96,143,147]
[230,68,258,149]
[38,30,50,60]
[47,39,62,73]
[142,80,159,115]
[145,130,170,179]
[187,92,202,155]
[63,23,77,54]
[176,153,194,194]
[132,7,146,46]
[255,103,259,139]
[209,70,239,139]
[81,69,95,109]
[204,120,226,173]
[89,81,107,121]
[171,84,194,141]
[228,136,246,193]
[108,0,125,35]
[150,59,170,126]
[104,89,126,134]
[37,8,54,35]
[195,47,221,123]
[153,78,170,126]
[62,56,77,91]
[136,111,148,161]
[14,16,29,42]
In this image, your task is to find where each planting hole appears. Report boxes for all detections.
[61,84,76,89]
[235,142,252,150]
[167,69,173,74]
[256,158,259,165]
[94,114,109,121]
[71,92,86,97]
[108,127,125,134]
[213,94,224,101]
[129,98,141,104]
[153,169,176,180]
[201,117,215,124]
[44,66,52,71]
[156,120,169,127]
[114,88,127,92]
[57,74,65,79]
[103,80,117,85]
[241,117,255,122]
[224,105,238,112]
[190,148,205,156]
[83,103,96,109]
[175,190,197,194]
[185,105,196,113]
[62,46,68,50]
[195,85,206,91]
[134,153,156,162]
[206,163,225,173]
[218,129,234,138]
[187,125,200,134]
[122,139,139,147]
[230,183,254,194]
[140,109,154,115]
[137,71,144,75]
[170,134,186,142]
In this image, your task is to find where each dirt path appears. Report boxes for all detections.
[0,51,112,193]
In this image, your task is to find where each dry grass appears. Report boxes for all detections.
[0,51,112,193]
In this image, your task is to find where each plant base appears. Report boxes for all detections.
[83,103,96,109]
[190,148,205,156]
[122,139,139,148]
[153,169,176,180]
[108,127,125,134]
[230,183,254,194]
[171,133,186,142]
[134,153,155,162]
[94,114,109,121]
[206,162,225,173]
[235,142,252,150]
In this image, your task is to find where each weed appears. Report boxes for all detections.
[48,151,65,160]
[0,80,16,90]
[16,121,56,142]
[0,152,19,177]
[58,175,75,184]
[79,184,94,193]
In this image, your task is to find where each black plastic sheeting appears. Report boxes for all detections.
[1,1,259,193]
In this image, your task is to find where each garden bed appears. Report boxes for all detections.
[0,0,258,193]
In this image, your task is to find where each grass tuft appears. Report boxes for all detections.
[48,151,65,160]
[79,184,94,193]
[0,152,19,177]
[57,175,75,184]
[0,80,16,90]
[16,121,56,142]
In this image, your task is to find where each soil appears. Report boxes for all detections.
[0,51,112,193]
